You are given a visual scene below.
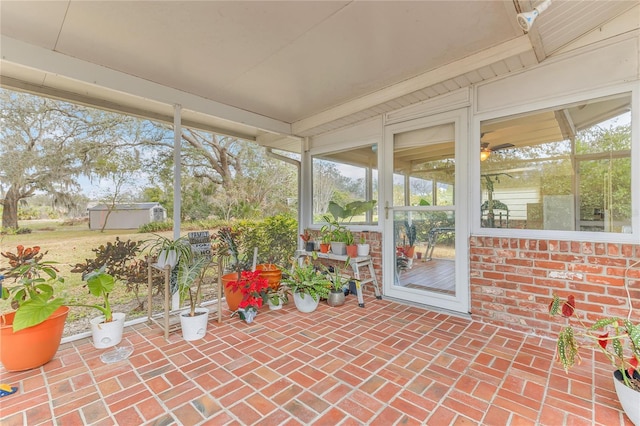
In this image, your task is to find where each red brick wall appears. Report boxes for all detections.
[469,236,640,337]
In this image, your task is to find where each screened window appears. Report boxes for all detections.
[480,93,632,233]
[312,145,378,224]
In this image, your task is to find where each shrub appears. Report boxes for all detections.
[234,214,297,267]
[71,237,157,311]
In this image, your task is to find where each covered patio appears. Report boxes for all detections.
[0,293,629,425]
[1,1,639,424]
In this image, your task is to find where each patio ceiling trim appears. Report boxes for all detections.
[291,35,534,135]
[0,36,292,138]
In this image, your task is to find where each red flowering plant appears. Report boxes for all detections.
[300,229,312,243]
[227,270,269,322]
[549,293,640,391]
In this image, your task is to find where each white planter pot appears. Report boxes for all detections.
[267,298,283,310]
[613,370,640,426]
[357,244,370,257]
[293,292,320,313]
[180,307,209,341]
[157,248,178,269]
[90,313,126,349]
[330,242,346,255]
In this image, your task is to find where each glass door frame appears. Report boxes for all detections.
[381,108,470,314]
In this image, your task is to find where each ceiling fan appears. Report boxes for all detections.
[480,141,514,161]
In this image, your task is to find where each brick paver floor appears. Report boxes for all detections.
[0,293,633,425]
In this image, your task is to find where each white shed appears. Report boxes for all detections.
[88,202,167,230]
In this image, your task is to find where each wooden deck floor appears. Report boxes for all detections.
[397,258,456,295]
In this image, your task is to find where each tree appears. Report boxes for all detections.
[0,89,138,229]
[178,129,296,220]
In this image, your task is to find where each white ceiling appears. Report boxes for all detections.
[1,1,638,148]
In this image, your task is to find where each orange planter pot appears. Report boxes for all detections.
[320,243,330,253]
[0,306,69,372]
[221,272,244,311]
[256,264,282,290]
[346,244,358,258]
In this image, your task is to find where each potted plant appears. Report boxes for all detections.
[177,254,211,340]
[320,214,348,255]
[403,221,417,259]
[549,293,639,425]
[266,283,289,310]
[300,229,315,252]
[227,270,269,323]
[0,245,69,371]
[324,261,349,307]
[144,234,192,269]
[319,233,331,254]
[255,262,282,291]
[69,266,126,349]
[216,226,252,311]
[345,230,357,258]
[282,256,331,313]
[357,233,370,257]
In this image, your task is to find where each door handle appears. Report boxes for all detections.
[385,201,391,220]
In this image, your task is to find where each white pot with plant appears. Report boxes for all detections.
[549,259,640,425]
[145,234,191,270]
[267,285,288,310]
[177,254,211,341]
[72,267,125,348]
[357,234,370,257]
[282,256,331,313]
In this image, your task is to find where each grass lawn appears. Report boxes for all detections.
[1,220,212,337]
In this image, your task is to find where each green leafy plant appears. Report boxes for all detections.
[282,256,331,302]
[324,260,350,292]
[1,246,66,332]
[320,214,349,243]
[143,234,192,265]
[71,266,117,322]
[215,226,251,280]
[327,200,377,223]
[549,294,640,391]
[266,285,289,306]
[177,254,211,317]
[403,221,417,247]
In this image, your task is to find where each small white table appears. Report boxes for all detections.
[294,250,382,307]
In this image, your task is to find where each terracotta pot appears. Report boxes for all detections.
[346,244,358,258]
[404,245,415,258]
[221,272,244,311]
[256,263,282,291]
[0,306,69,372]
[319,243,330,253]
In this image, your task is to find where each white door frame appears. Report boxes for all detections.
[381,108,470,314]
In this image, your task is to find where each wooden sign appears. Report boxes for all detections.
[188,231,212,260]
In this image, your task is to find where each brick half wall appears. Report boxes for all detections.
[469,236,640,337]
